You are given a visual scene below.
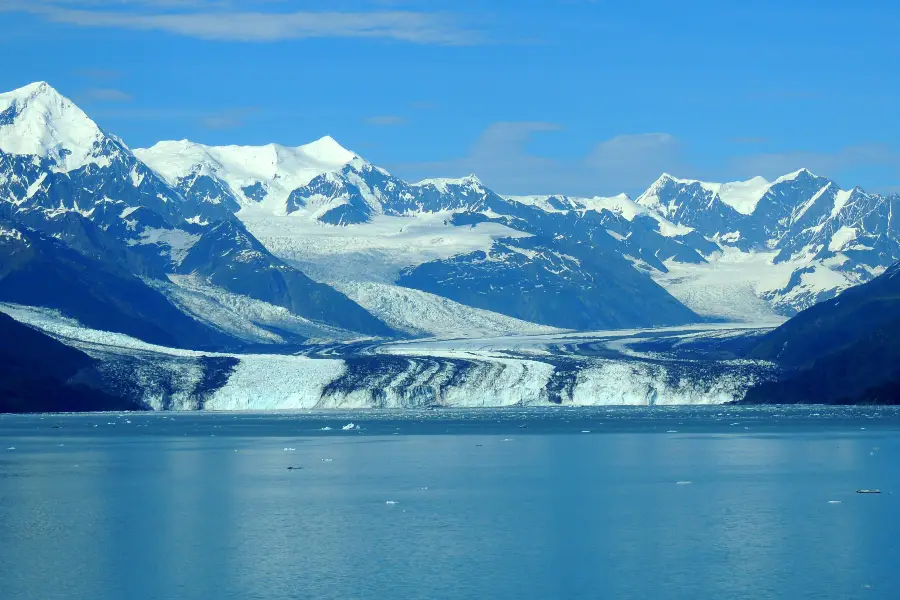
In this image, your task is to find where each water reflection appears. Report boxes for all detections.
[1,424,898,600]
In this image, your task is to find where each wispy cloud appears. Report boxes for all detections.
[200,107,257,130]
[2,1,480,44]
[395,121,900,196]
[80,87,133,102]
[365,115,407,126]
[394,123,684,196]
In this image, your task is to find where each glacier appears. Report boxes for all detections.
[0,303,777,410]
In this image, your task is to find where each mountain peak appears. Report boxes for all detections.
[775,168,820,183]
[298,135,357,164]
[0,81,109,171]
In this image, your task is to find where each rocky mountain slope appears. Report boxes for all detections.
[741,262,900,404]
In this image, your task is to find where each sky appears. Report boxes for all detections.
[1,0,899,196]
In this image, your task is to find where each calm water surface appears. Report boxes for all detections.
[1,407,898,600]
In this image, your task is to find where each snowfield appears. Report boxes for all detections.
[239,210,529,284]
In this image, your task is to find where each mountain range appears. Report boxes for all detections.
[1,81,898,409]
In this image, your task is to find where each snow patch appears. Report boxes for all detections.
[828,226,858,252]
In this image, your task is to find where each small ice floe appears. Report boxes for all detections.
[581,430,591,433]
[421,487,428,490]
[666,430,679,433]
[321,458,333,462]
[6,447,15,451]
[385,501,398,505]
[676,481,692,485]
[342,423,360,431]
[320,427,333,431]
[730,422,740,426]
[828,500,842,504]
[283,447,296,451]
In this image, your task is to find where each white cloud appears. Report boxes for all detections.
[1,1,478,44]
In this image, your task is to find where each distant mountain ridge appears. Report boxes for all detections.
[2,81,899,348]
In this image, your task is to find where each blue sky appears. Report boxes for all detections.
[1,0,899,195]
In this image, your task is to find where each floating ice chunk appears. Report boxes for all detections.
[666,430,678,433]
[385,501,398,505]
[283,447,296,451]
[342,423,360,431]
[321,458,333,462]
[6,447,14,451]
[676,481,693,485]
[581,430,591,433]
[320,427,333,431]
[828,500,842,504]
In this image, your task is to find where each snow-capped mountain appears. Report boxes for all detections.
[135,138,706,330]
[637,169,900,315]
[5,80,899,411]
[3,80,898,352]
[0,82,393,342]
[133,124,900,327]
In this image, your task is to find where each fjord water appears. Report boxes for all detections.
[1,408,898,600]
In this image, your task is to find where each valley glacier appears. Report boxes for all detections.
[0,303,776,409]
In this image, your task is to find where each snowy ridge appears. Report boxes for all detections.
[637,173,773,217]
[415,174,484,193]
[504,192,692,237]
[134,136,361,213]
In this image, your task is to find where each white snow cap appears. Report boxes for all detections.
[134,135,363,211]
[0,81,111,172]
[137,135,359,185]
